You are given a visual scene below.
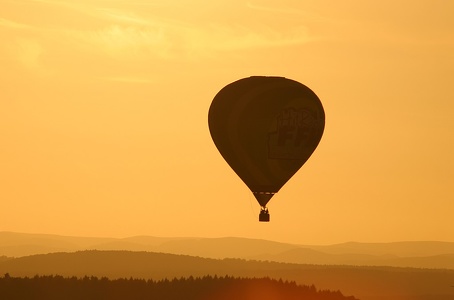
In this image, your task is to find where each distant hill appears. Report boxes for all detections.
[1,232,454,269]
[251,247,454,269]
[0,250,453,300]
[0,232,116,257]
[309,241,454,257]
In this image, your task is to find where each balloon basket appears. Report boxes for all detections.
[259,209,270,222]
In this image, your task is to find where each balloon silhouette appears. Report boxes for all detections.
[208,76,325,221]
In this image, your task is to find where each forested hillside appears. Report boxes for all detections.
[0,274,357,300]
[1,250,454,300]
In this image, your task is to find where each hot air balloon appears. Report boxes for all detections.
[208,76,325,222]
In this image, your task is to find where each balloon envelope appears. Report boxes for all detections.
[208,76,325,208]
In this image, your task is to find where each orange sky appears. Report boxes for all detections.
[1,0,453,245]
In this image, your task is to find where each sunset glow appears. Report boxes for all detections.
[1,0,453,244]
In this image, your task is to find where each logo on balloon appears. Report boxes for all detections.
[268,107,318,160]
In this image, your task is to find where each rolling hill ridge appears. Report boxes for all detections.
[1,250,453,300]
[1,232,454,269]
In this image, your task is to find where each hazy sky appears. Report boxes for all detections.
[1,0,453,245]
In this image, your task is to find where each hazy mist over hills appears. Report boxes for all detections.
[1,232,454,269]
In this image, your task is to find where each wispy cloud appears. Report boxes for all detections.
[246,1,328,21]
[1,0,318,80]
[74,24,172,59]
[66,1,317,59]
[0,18,33,30]
[204,24,312,51]
[96,9,152,26]
[73,13,313,60]
[5,38,54,76]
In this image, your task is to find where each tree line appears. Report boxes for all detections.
[0,273,357,300]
